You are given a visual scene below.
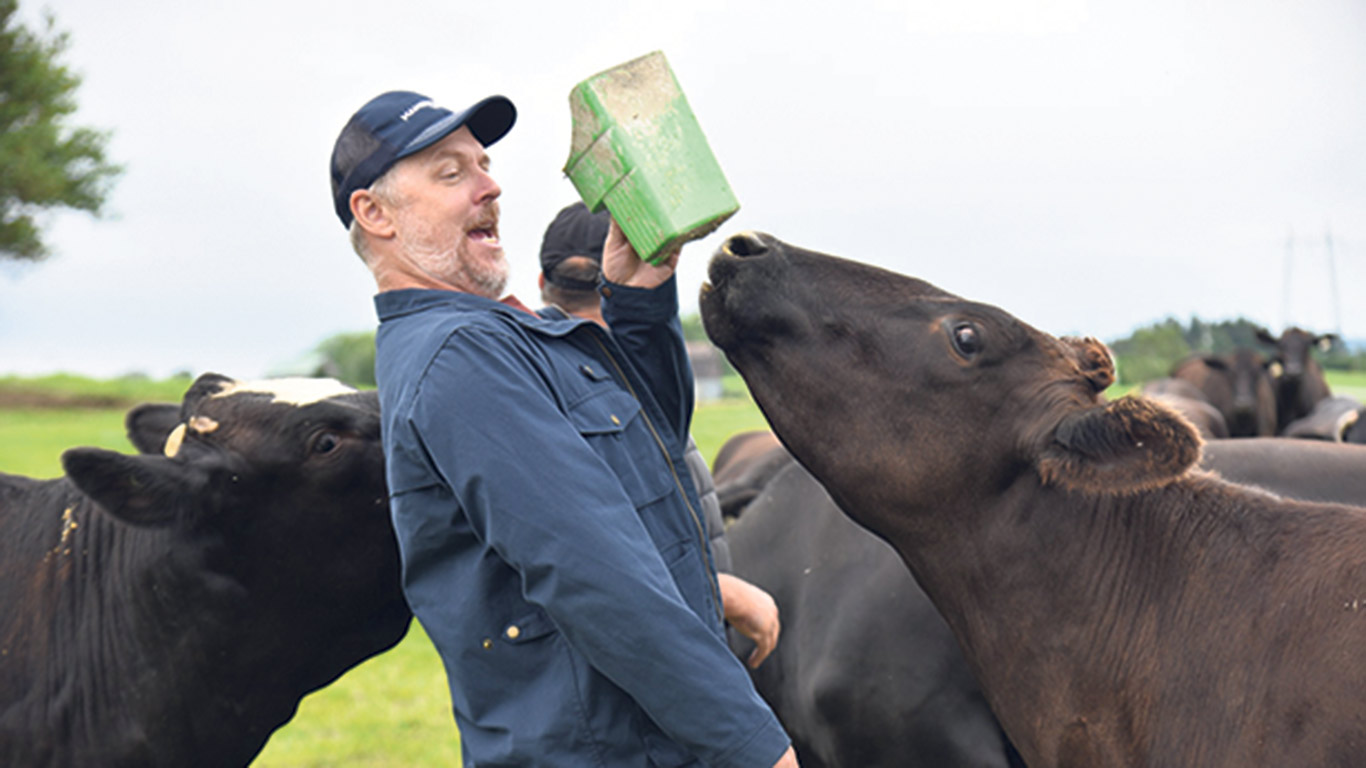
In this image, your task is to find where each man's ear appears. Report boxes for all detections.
[1036,396,1201,494]
[350,188,395,238]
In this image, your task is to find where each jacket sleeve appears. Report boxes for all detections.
[411,326,788,768]
[600,275,695,449]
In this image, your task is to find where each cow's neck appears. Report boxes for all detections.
[14,492,292,764]
[879,472,1349,766]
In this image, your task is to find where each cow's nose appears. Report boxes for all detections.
[723,231,769,258]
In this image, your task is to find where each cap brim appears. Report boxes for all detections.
[396,95,517,163]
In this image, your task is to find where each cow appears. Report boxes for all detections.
[1278,395,1362,442]
[1138,378,1230,439]
[1199,437,1366,506]
[722,446,1023,768]
[1170,350,1277,437]
[700,231,1366,767]
[719,427,1366,768]
[1256,326,1336,431]
[0,373,411,767]
[711,430,789,518]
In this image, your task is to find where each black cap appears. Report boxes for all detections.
[539,202,610,291]
[330,90,516,228]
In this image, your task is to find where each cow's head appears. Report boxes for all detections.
[61,373,408,673]
[1256,326,1336,378]
[699,233,1200,530]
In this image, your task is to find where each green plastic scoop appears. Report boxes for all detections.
[564,51,739,265]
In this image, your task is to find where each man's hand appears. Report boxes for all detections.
[600,216,678,289]
[719,573,780,668]
[772,745,800,767]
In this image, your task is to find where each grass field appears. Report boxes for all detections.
[5,368,1366,765]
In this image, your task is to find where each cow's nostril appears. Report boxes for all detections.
[725,232,768,258]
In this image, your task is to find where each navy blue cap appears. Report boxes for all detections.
[330,91,516,228]
[540,202,610,291]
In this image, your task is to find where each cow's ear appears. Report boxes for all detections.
[1255,327,1278,346]
[1064,337,1115,394]
[125,403,183,455]
[1036,396,1201,494]
[62,448,200,526]
[1202,355,1228,371]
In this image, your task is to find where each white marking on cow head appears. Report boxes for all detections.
[211,378,356,406]
[164,423,188,458]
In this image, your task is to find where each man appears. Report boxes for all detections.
[538,202,780,669]
[330,90,797,768]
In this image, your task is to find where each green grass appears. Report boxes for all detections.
[0,409,133,477]
[1325,369,1366,400]
[0,373,196,407]
[252,623,461,767]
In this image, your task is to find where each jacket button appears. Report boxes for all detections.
[601,286,613,298]
[482,638,493,650]
[610,414,621,425]
[505,625,521,640]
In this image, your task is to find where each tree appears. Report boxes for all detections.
[311,331,376,387]
[0,0,121,261]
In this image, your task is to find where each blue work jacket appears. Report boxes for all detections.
[373,277,790,768]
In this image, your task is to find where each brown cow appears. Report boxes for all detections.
[1170,351,1277,437]
[700,232,1366,768]
[1138,378,1230,439]
[1256,326,1336,431]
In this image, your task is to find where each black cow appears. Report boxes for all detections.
[1138,378,1230,439]
[0,373,410,767]
[1200,437,1366,506]
[1170,350,1276,437]
[700,232,1366,767]
[1256,326,1336,431]
[1278,395,1362,442]
[723,445,1022,767]
[712,430,789,518]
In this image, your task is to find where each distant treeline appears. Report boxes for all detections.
[1108,317,1364,386]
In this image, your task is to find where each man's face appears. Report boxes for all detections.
[386,126,507,298]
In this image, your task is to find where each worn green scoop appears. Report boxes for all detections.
[564,51,739,265]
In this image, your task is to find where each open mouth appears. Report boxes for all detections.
[468,225,499,245]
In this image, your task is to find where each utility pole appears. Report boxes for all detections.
[1325,226,1343,336]
[1281,228,1294,331]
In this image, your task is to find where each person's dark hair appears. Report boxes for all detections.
[541,256,601,313]
[540,202,609,290]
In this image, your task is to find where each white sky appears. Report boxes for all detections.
[2,0,1363,379]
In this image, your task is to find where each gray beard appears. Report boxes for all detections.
[398,235,507,299]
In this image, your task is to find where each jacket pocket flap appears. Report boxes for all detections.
[568,389,641,436]
[500,610,556,645]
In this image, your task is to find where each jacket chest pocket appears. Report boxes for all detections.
[567,388,674,509]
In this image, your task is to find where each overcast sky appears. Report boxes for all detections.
[2,0,1363,379]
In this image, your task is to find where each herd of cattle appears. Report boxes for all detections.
[1143,326,1366,443]
[4,238,1366,766]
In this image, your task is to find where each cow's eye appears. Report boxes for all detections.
[311,432,342,455]
[951,323,981,357]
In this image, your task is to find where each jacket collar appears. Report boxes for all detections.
[374,289,596,338]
